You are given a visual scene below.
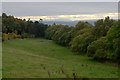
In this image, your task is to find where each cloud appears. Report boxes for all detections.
[16,13,118,21]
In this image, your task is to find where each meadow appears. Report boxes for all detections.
[0,40,2,79]
[2,38,119,78]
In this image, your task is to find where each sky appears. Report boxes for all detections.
[2,2,118,21]
[1,0,119,2]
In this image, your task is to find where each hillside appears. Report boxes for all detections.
[3,38,118,78]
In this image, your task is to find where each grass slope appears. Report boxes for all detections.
[3,38,118,78]
[0,41,2,79]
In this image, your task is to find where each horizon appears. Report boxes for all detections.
[3,13,118,26]
[2,2,118,21]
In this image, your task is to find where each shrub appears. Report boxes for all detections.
[59,31,72,46]
[52,25,71,45]
[71,21,93,39]
[87,37,107,57]
[28,34,35,38]
[13,34,21,38]
[2,33,21,41]
[93,49,107,60]
[45,25,60,40]
[8,33,14,40]
[21,32,29,39]
[2,33,8,41]
[70,27,95,53]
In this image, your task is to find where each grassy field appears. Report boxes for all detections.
[0,40,2,79]
[2,38,119,78]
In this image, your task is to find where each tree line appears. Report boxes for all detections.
[2,13,48,41]
[45,17,120,62]
[2,13,120,62]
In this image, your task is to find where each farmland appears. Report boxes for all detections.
[2,38,118,78]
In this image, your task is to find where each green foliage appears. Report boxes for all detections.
[2,13,48,38]
[93,49,107,60]
[8,33,15,40]
[87,21,120,61]
[52,25,71,45]
[71,21,93,38]
[71,33,95,53]
[58,30,72,46]
[21,32,35,39]
[92,16,115,38]
[45,24,73,46]
[45,24,60,40]
[45,17,119,61]
[87,37,107,57]
[70,23,95,53]
[21,32,29,39]
[106,21,120,60]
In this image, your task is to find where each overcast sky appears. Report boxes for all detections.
[2,2,118,21]
[1,0,119,2]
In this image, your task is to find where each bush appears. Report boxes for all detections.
[70,27,95,53]
[71,21,93,39]
[8,33,14,40]
[87,37,107,57]
[2,33,21,41]
[57,30,72,46]
[13,33,21,38]
[45,24,73,46]
[52,25,71,45]
[45,25,60,40]
[28,34,35,38]
[21,32,29,39]
[2,33,8,41]
[93,49,107,60]
[113,38,120,60]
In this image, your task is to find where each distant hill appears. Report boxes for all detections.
[41,20,97,26]
[39,19,118,26]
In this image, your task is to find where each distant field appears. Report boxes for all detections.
[2,38,119,78]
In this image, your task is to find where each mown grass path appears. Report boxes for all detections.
[3,38,119,78]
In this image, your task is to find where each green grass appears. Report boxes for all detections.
[0,40,2,79]
[2,38,119,78]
